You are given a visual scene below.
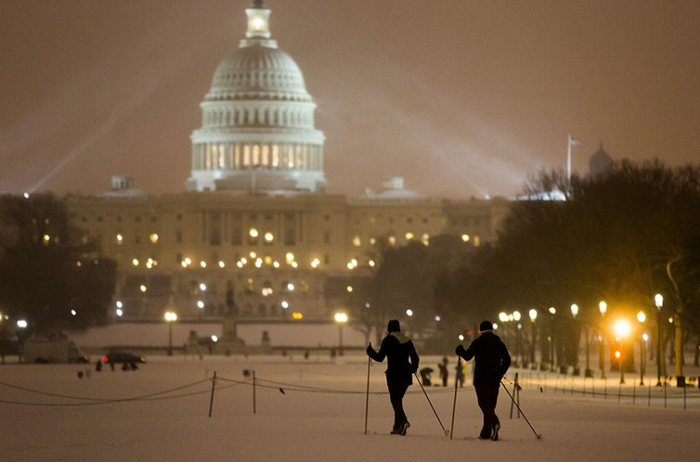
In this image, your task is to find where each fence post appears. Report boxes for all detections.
[208,371,217,417]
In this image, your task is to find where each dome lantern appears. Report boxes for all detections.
[243,0,275,47]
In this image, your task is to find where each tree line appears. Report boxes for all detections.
[334,160,700,378]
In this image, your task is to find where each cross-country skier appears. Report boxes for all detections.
[455,320,511,441]
[366,319,420,436]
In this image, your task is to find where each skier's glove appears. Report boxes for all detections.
[366,344,374,356]
[455,345,465,356]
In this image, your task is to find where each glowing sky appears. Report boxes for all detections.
[1,0,698,199]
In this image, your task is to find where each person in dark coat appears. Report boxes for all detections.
[367,319,420,435]
[456,320,511,441]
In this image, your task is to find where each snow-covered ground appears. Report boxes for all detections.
[1,354,699,462]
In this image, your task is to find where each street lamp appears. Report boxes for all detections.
[637,311,646,385]
[528,309,537,365]
[16,319,28,364]
[513,311,522,366]
[613,319,631,385]
[570,304,580,375]
[654,294,663,386]
[164,311,178,356]
[334,312,348,356]
[548,307,556,371]
[598,301,607,379]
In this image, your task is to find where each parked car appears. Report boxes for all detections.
[102,351,146,365]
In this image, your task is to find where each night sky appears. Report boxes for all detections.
[1,0,698,199]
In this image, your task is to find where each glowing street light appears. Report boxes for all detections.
[164,311,178,356]
[528,309,537,365]
[599,301,607,378]
[613,318,631,385]
[334,312,348,356]
[548,307,556,371]
[637,311,647,386]
[655,294,663,387]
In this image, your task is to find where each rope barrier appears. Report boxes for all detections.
[0,378,211,407]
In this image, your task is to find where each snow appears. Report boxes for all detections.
[69,321,368,349]
[1,354,699,462]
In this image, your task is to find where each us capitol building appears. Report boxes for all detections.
[66,1,511,325]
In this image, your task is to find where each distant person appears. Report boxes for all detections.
[438,356,449,386]
[456,320,511,441]
[419,367,433,386]
[367,319,420,436]
[455,358,465,388]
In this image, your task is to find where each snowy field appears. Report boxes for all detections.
[1,354,699,462]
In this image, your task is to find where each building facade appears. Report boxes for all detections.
[66,1,511,324]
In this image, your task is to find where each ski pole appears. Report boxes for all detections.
[449,358,460,439]
[364,355,371,435]
[500,381,541,439]
[414,372,449,436]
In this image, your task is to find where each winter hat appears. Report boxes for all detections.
[479,320,494,333]
[387,319,401,333]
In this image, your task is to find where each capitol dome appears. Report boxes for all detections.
[207,46,312,102]
[187,0,326,193]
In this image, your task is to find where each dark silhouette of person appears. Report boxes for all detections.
[456,320,511,441]
[367,319,420,435]
[419,367,433,386]
[455,359,465,388]
[438,356,449,386]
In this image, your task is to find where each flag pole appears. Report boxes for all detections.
[567,134,572,184]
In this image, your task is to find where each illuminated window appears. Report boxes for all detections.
[150,233,159,244]
[405,232,414,241]
[352,236,361,247]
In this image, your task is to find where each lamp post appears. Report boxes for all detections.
[637,311,646,386]
[570,304,580,375]
[334,312,348,356]
[548,307,556,371]
[165,311,178,356]
[613,319,631,385]
[598,301,607,379]
[528,309,537,366]
[16,319,28,364]
[513,311,522,366]
[654,294,663,386]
